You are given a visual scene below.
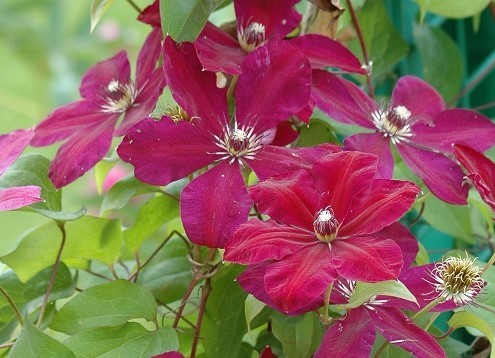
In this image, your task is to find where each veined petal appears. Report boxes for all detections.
[332,236,403,282]
[377,223,418,271]
[290,34,365,73]
[49,119,116,188]
[224,219,316,264]
[340,179,420,236]
[32,101,112,146]
[397,144,468,205]
[235,0,300,40]
[312,151,378,223]
[314,307,374,358]
[369,307,447,358]
[344,133,393,179]
[413,109,495,153]
[312,70,377,128]
[296,97,315,124]
[270,121,299,146]
[181,161,252,248]
[79,51,130,101]
[390,76,445,125]
[264,244,337,313]
[136,28,162,88]
[235,41,312,132]
[195,22,245,75]
[0,186,43,211]
[137,0,160,27]
[163,38,229,134]
[249,170,319,231]
[0,128,34,176]
[117,117,217,186]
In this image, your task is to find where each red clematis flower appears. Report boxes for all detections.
[312,73,495,204]
[118,38,318,248]
[454,144,495,217]
[30,29,166,188]
[224,151,420,313]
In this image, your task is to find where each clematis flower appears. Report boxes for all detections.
[0,186,43,212]
[118,38,317,248]
[312,73,495,204]
[224,151,420,313]
[454,144,495,217]
[313,278,446,358]
[30,28,166,188]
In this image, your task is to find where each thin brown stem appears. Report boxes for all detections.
[86,269,112,281]
[346,0,374,98]
[172,276,200,329]
[408,202,425,228]
[474,100,495,111]
[124,0,141,13]
[0,287,23,326]
[37,222,67,328]
[191,279,212,358]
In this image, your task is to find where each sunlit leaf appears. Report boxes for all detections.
[102,176,159,212]
[245,294,265,332]
[90,0,115,32]
[448,311,495,358]
[415,0,491,20]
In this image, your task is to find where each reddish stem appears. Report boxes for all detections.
[190,279,212,358]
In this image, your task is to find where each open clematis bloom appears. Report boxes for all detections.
[224,151,420,313]
[118,38,320,248]
[454,144,495,217]
[312,73,495,204]
[30,28,166,188]
[314,278,446,358]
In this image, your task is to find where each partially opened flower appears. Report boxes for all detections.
[30,29,166,188]
[454,144,495,217]
[312,73,495,204]
[225,151,420,313]
[118,38,316,248]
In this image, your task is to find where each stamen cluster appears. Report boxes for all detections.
[237,22,267,52]
[313,206,339,243]
[372,105,413,144]
[100,80,137,113]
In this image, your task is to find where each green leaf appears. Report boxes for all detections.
[448,311,495,358]
[2,216,122,281]
[27,206,87,222]
[415,241,430,266]
[65,323,178,357]
[50,280,157,335]
[160,0,225,42]
[94,160,116,195]
[244,294,265,332]
[271,311,323,358]
[201,265,248,358]
[0,154,61,212]
[422,195,474,243]
[90,0,115,32]
[334,281,417,310]
[296,118,339,147]
[413,24,463,102]
[415,0,491,19]
[9,320,75,358]
[137,237,192,304]
[124,195,179,252]
[102,176,159,212]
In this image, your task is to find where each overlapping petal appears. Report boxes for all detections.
[377,223,419,270]
[344,133,393,179]
[0,186,43,211]
[0,128,34,176]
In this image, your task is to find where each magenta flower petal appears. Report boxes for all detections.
[312,70,377,128]
[225,219,316,264]
[235,41,312,132]
[413,109,495,154]
[377,223,418,270]
[270,121,299,146]
[314,307,375,358]
[195,22,245,75]
[454,144,495,212]
[117,118,218,186]
[163,37,229,133]
[235,0,301,40]
[0,186,43,211]
[340,179,420,237]
[49,120,116,188]
[369,307,446,358]
[264,244,338,313]
[344,133,393,179]
[153,352,184,358]
[180,161,252,248]
[397,143,468,205]
[137,0,160,27]
[0,128,34,176]
[136,28,162,88]
[296,98,315,124]
[290,34,365,73]
[390,76,445,125]
[249,170,319,230]
[79,51,130,101]
[312,151,378,222]
[332,236,403,281]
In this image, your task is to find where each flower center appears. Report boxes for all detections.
[372,105,413,144]
[431,255,484,306]
[101,79,137,113]
[164,105,193,123]
[313,206,339,243]
[211,123,264,164]
[237,22,267,52]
